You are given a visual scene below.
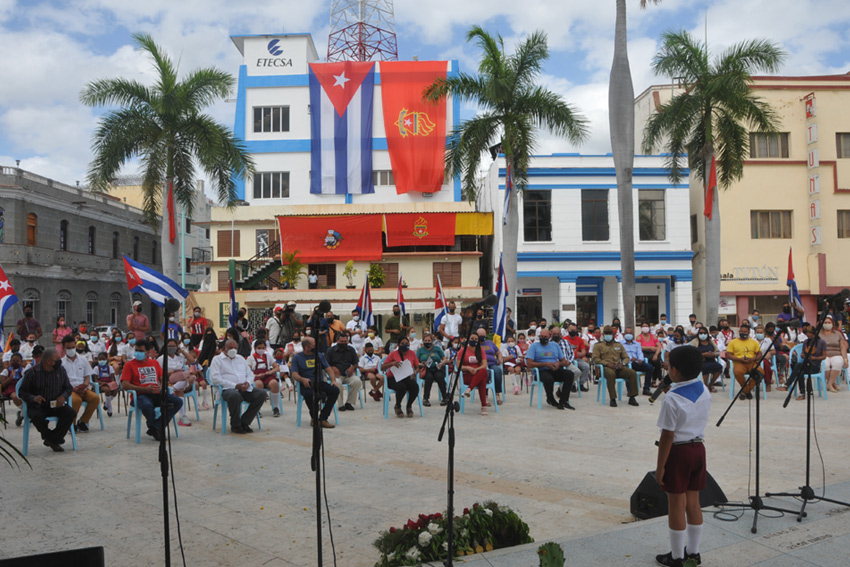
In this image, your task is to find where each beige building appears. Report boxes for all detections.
[636,73,850,325]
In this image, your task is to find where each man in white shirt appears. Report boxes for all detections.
[60,334,99,432]
[209,339,267,434]
[439,301,463,346]
[19,334,38,362]
[358,342,384,401]
[88,333,107,357]
[654,314,670,333]
[346,309,368,354]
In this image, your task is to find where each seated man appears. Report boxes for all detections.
[17,348,76,451]
[60,335,99,432]
[358,342,384,401]
[1,353,26,426]
[248,339,283,417]
[551,327,583,394]
[524,328,575,410]
[290,337,339,428]
[477,328,505,404]
[121,340,183,441]
[593,325,640,407]
[622,327,656,396]
[209,339,268,433]
[564,323,591,390]
[417,332,448,407]
[725,324,761,400]
[325,332,360,411]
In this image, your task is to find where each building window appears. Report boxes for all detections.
[749,132,789,158]
[110,292,121,326]
[581,189,609,241]
[26,213,37,246]
[112,232,119,259]
[133,236,139,261]
[837,133,850,159]
[838,210,850,238]
[0,207,4,243]
[184,257,191,275]
[56,290,71,321]
[433,262,462,287]
[253,106,290,133]
[86,292,98,325]
[217,230,241,257]
[750,210,792,239]
[523,190,552,242]
[22,288,40,319]
[252,172,290,199]
[185,217,192,234]
[638,190,666,241]
[690,214,698,245]
[88,226,96,255]
[59,220,69,251]
[204,228,210,240]
[308,264,337,288]
[372,170,395,186]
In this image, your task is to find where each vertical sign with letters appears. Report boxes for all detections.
[804,92,821,249]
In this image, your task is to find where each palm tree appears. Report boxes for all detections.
[609,0,659,329]
[424,26,588,313]
[81,32,254,282]
[642,30,784,326]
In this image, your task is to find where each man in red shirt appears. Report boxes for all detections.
[120,340,183,441]
[188,307,208,348]
[565,323,591,390]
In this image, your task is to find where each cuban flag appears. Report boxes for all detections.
[433,274,448,335]
[492,255,509,348]
[228,278,238,329]
[787,248,805,317]
[309,61,376,195]
[397,270,406,316]
[0,263,18,346]
[122,255,188,308]
[356,278,374,327]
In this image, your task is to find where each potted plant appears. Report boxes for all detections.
[401,279,408,288]
[368,263,386,288]
[279,250,306,290]
[343,260,357,289]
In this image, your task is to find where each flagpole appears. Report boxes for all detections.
[180,204,187,323]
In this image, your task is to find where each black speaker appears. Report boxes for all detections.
[0,547,104,567]
[630,471,727,520]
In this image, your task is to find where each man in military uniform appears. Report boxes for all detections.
[592,325,639,407]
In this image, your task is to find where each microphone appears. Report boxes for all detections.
[164,298,181,316]
[825,288,850,303]
[648,375,672,404]
[775,318,800,332]
[468,294,498,311]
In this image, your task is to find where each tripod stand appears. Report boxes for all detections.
[715,330,798,533]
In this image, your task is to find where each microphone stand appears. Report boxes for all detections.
[766,297,850,519]
[715,330,797,533]
[160,301,178,567]
[310,308,326,567]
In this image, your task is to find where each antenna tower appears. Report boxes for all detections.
[327,0,398,62]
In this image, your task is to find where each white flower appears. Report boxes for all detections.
[418,531,433,546]
[428,522,442,534]
[484,508,493,516]
[406,547,422,560]
[442,542,449,551]
[461,529,468,537]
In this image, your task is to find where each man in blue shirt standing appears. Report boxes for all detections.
[525,328,575,410]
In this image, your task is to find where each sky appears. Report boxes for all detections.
[0,0,849,190]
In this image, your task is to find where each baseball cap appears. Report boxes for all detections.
[133,300,142,307]
[274,306,283,313]
[286,301,296,307]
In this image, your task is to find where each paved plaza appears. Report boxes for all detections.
[1,383,849,566]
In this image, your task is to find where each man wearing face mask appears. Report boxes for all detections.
[188,307,208,348]
[417,332,448,407]
[209,339,268,433]
[290,336,338,428]
[346,308,367,354]
[654,315,669,334]
[439,301,463,346]
[622,327,656,396]
[776,303,793,323]
[60,335,99,432]
[525,328,575,410]
[17,348,75,451]
[88,332,106,358]
[16,305,42,340]
[564,323,591,391]
[326,332,361,411]
[551,328,582,396]
[121,340,183,440]
[592,325,640,407]
[384,305,409,352]
[127,300,151,340]
[725,324,761,400]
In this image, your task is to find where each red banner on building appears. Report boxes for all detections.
[276,215,383,263]
[380,61,447,194]
[384,213,456,246]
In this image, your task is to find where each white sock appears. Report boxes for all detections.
[105,396,113,411]
[201,388,209,404]
[669,528,686,559]
[285,377,294,390]
[271,393,280,410]
[179,402,187,417]
[686,523,703,555]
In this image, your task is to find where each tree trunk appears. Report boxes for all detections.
[503,156,519,316]
[160,180,180,283]
[609,0,636,328]
[704,159,720,326]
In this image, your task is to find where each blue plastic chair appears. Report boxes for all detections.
[340,369,365,409]
[728,360,770,400]
[16,380,77,455]
[210,384,263,434]
[595,364,626,405]
[381,357,424,419]
[527,367,564,410]
[178,379,201,421]
[125,390,180,443]
[295,379,339,427]
[460,369,498,414]
[81,381,105,430]
[788,344,828,399]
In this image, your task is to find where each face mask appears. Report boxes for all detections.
[27,339,34,343]
[169,317,176,323]
[507,342,515,347]
[641,327,650,334]
[183,339,190,345]
[393,311,400,316]
[449,308,455,313]
[624,333,634,341]
[766,329,775,336]
[368,332,375,338]
[353,315,360,322]
[75,348,85,353]
[409,333,416,339]
[423,342,432,348]
[823,323,834,331]
[467,340,478,347]
[256,349,265,355]
[91,336,98,343]
[452,343,459,350]
[529,325,537,331]
[755,333,765,341]
[226,349,238,359]
[752,316,759,321]
[136,307,142,312]
[538,338,549,345]
[129,338,136,345]
[603,334,614,342]
[398,345,409,354]
[10,363,20,370]
[194,311,201,317]
[674,337,683,344]
[134,351,146,361]
[660,320,667,325]
[698,333,708,340]
[739,333,749,340]
[24,312,32,317]
[98,360,108,367]
[115,336,122,343]
[167,347,177,355]
[783,307,791,314]
[59,321,65,327]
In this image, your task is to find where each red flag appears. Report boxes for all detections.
[167,180,176,244]
[384,213,456,246]
[704,156,717,220]
[276,215,383,263]
[380,61,447,194]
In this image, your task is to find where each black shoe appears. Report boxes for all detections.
[231,425,247,434]
[343,403,355,411]
[15,411,23,427]
[655,552,683,567]
[643,389,652,396]
[628,396,639,407]
[580,384,589,392]
[738,392,747,400]
[47,442,64,452]
[423,399,431,407]
[107,410,113,417]
[684,548,701,566]
[339,403,348,411]
[439,399,448,406]
[746,393,753,400]
[610,399,618,407]
[571,383,578,392]
[547,398,564,410]
[562,402,576,410]
[76,421,89,432]
[273,407,281,417]
[147,427,162,441]
[242,425,254,433]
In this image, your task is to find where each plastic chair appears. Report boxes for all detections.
[381,356,424,419]
[16,380,77,455]
[728,360,770,400]
[295,380,339,427]
[80,381,105,431]
[178,380,201,421]
[527,367,563,410]
[460,369,498,414]
[210,384,263,434]
[125,390,180,444]
[788,344,828,399]
[595,364,626,405]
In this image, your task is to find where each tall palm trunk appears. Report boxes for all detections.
[503,156,519,315]
[609,0,636,328]
[704,153,720,326]
[160,179,179,282]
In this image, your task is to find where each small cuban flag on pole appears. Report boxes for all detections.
[228,278,238,329]
[787,247,805,318]
[356,277,374,327]
[397,270,406,317]
[122,255,189,308]
[433,274,448,335]
[0,262,19,347]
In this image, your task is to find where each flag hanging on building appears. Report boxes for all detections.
[122,255,188,308]
[787,248,805,317]
[397,270,406,316]
[379,61,448,194]
[0,263,18,347]
[492,255,509,348]
[356,278,374,327]
[433,274,448,334]
[309,61,376,195]
[384,213,456,246]
[704,155,717,219]
[228,278,238,329]
[503,162,512,226]
[276,214,383,262]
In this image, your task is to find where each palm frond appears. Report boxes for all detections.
[86,107,162,192]
[509,30,548,92]
[139,145,168,227]
[467,26,506,79]
[447,112,503,201]
[423,73,492,108]
[652,30,708,84]
[178,68,236,112]
[512,86,589,144]
[713,109,749,188]
[715,38,786,76]
[79,78,154,109]
[133,32,178,96]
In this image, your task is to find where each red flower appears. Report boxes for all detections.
[435,513,443,519]
[463,508,470,515]
[389,527,396,534]
[473,503,479,510]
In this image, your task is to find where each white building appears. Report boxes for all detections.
[482,154,694,328]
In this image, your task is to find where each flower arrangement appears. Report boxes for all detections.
[373,501,533,567]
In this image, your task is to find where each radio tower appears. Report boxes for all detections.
[327,0,398,62]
